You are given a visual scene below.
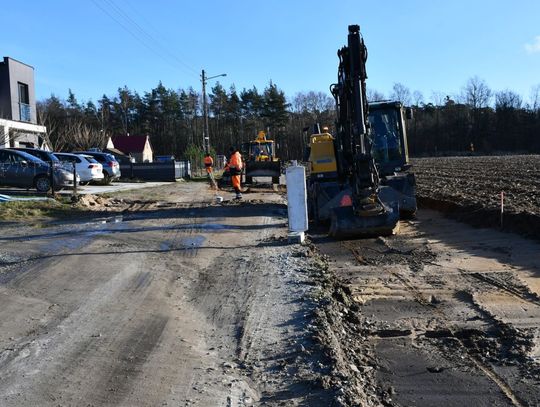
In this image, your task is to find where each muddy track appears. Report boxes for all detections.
[312,210,540,406]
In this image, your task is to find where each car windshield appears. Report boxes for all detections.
[37,151,60,162]
[55,154,73,161]
[91,155,105,162]
[368,108,402,165]
[82,156,99,163]
[4,150,45,164]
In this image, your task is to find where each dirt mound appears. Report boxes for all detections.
[77,194,113,208]
[308,248,386,406]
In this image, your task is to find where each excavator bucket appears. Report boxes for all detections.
[328,203,399,239]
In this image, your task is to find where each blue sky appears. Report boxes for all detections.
[2,0,540,105]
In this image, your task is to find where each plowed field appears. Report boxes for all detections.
[412,155,540,238]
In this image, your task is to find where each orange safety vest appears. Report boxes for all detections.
[229,151,243,171]
[204,155,213,168]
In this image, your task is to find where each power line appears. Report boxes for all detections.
[101,0,199,76]
[89,0,198,79]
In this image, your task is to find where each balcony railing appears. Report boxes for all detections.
[19,103,31,122]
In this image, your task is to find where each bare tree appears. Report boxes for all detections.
[71,121,108,150]
[530,84,540,111]
[292,91,333,114]
[462,76,492,109]
[412,90,424,107]
[430,91,446,107]
[495,90,522,110]
[0,126,9,147]
[390,83,411,105]
[366,88,385,102]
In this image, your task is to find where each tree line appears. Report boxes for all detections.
[400,78,540,155]
[36,77,540,161]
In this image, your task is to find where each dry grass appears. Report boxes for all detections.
[0,199,80,222]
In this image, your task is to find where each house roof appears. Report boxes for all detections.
[104,147,128,157]
[111,135,152,154]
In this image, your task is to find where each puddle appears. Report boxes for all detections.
[182,235,206,247]
[159,242,170,251]
[159,235,206,251]
[83,215,125,225]
[196,223,239,230]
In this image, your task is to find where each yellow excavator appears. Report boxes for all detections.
[241,131,281,185]
[307,25,416,238]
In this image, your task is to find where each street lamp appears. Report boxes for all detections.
[201,69,227,154]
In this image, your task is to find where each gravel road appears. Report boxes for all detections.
[0,183,332,406]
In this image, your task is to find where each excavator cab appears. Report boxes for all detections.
[368,101,417,217]
[368,101,410,174]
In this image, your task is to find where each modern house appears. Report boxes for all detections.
[0,57,47,149]
[107,135,154,163]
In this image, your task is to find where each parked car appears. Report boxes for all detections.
[11,147,65,169]
[53,153,104,185]
[0,149,78,192]
[109,153,134,165]
[73,151,121,184]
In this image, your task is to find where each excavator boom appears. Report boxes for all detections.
[327,25,398,238]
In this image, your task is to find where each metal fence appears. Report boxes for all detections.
[119,160,191,182]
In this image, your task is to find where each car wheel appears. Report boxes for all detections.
[102,171,112,185]
[35,176,51,192]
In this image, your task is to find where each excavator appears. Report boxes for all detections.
[241,131,281,185]
[307,24,415,238]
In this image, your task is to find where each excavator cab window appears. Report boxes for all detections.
[251,142,273,158]
[368,108,403,166]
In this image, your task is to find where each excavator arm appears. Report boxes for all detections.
[328,25,398,237]
[332,24,380,205]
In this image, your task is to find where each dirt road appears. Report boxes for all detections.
[3,179,540,406]
[0,182,332,406]
[314,210,540,406]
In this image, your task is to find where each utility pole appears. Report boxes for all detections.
[201,70,209,154]
[201,69,227,154]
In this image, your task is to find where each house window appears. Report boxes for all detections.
[18,82,29,104]
[18,82,31,122]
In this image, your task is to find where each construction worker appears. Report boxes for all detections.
[204,153,213,173]
[228,146,243,199]
[203,153,217,189]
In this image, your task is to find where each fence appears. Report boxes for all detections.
[119,160,191,182]
[190,154,227,178]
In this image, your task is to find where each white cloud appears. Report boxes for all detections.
[525,36,540,54]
